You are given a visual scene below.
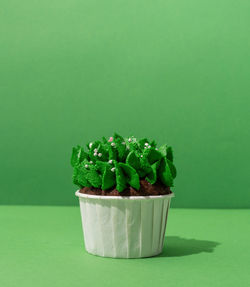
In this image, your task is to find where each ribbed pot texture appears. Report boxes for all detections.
[76,191,174,258]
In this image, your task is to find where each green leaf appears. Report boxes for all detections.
[112,133,127,161]
[84,166,102,188]
[159,144,167,157]
[74,165,91,187]
[147,149,163,165]
[159,145,174,162]
[71,134,176,190]
[102,166,116,190]
[72,166,80,186]
[86,140,101,151]
[113,132,123,140]
[138,138,149,149]
[167,158,177,178]
[114,162,127,192]
[116,143,127,161]
[102,137,108,144]
[88,142,101,162]
[146,160,161,185]
[119,163,140,190]
[126,151,140,170]
[71,146,87,167]
[95,145,109,161]
[150,140,157,148]
[158,158,173,186]
[71,147,79,167]
[108,145,118,160]
[95,161,108,174]
[126,139,139,153]
[140,149,152,175]
[137,169,147,178]
[166,146,174,162]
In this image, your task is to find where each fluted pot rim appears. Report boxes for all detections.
[75,190,174,200]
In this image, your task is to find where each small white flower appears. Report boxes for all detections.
[85,164,89,168]
[90,161,93,164]
[122,142,125,145]
[140,155,143,158]
[144,146,147,149]
[94,152,97,156]
[89,142,93,149]
[98,153,102,157]
[145,142,149,146]
[108,160,113,164]
[111,142,115,147]
[128,138,132,142]
[111,167,115,172]
[94,148,98,153]
[148,145,151,148]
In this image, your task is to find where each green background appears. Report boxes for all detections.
[1,2,250,286]
[1,0,250,208]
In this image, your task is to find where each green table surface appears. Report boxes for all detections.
[1,206,249,287]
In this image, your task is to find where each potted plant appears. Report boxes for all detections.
[71,133,176,258]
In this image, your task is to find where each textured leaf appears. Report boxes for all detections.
[158,158,173,186]
[147,149,163,165]
[126,151,140,170]
[140,149,152,175]
[102,137,108,144]
[150,140,157,148]
[127,139,139,153]
[86,140,101,151]
[116,143,127,161]
[166,146,174,162]
[159,144,167,157]
[96,145,109,161]
[88,142,102,162]
[146,160,161,184]
[85,166,102,188]
[114,162,127,192]
[102,165,116,190]
[71,134,177,190]
[71,147,78,167]
[112,133,127,161]
[74,165,91,187]
[138,138,149,149]
[72,166,80,186]
[71,146,87,167]
[167,159,177,178]
[119,163,140,190]
[159,145,174,162]
[137,169,147,178]
[108,145,118,160]
[113,133,124,141]
[95,161,108,174]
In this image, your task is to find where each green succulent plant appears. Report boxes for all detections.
[71,133,177,192]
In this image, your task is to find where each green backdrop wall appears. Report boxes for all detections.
[1,0,250,208]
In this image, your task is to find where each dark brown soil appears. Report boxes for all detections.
[79,179,172,196]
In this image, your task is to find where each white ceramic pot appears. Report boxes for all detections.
[75,191,174,258]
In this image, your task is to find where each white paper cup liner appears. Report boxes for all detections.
[75,191,174,258]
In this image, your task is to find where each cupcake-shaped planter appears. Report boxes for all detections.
[71,134,177,258]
